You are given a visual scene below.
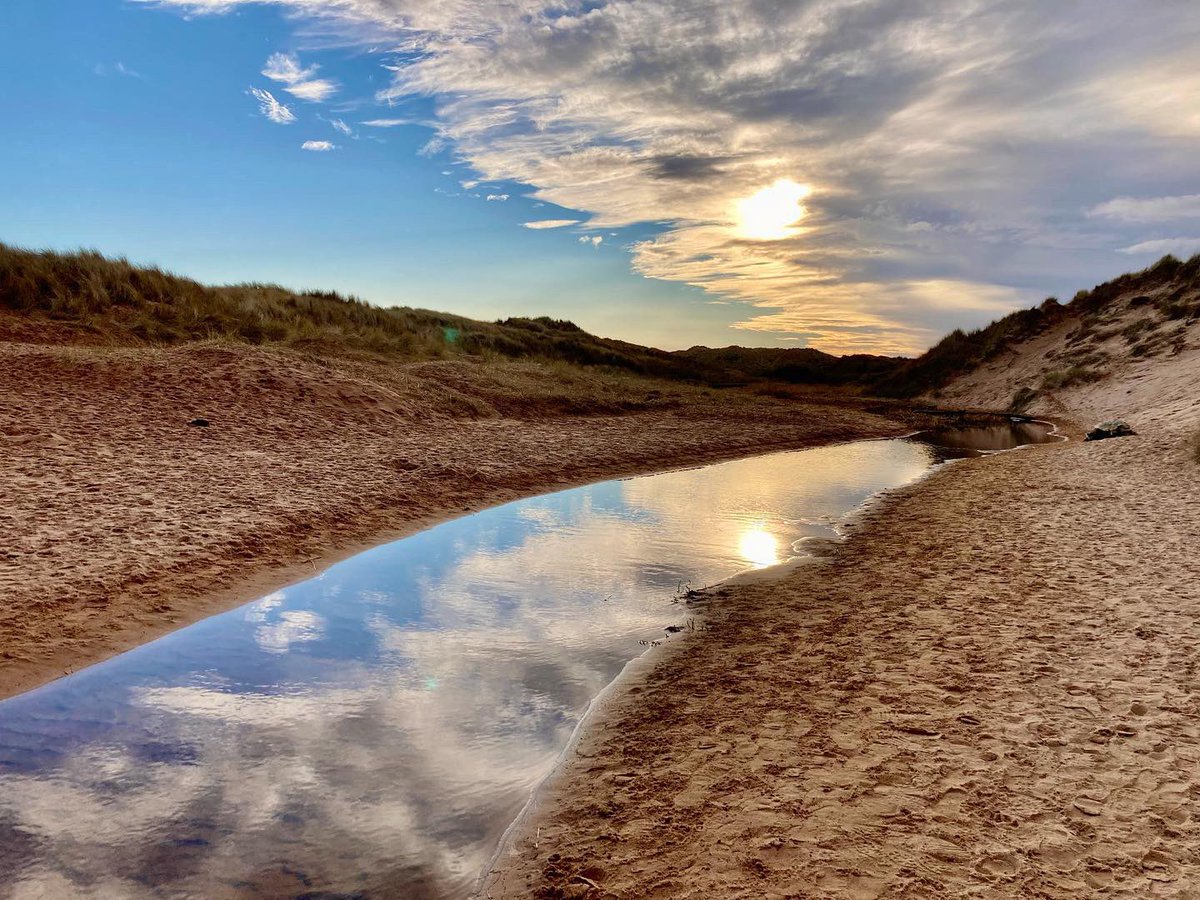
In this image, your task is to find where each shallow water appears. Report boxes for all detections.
[0,423,1052,899]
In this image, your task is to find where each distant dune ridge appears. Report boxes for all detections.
[6,241,1198,405]
[0,242,899,391]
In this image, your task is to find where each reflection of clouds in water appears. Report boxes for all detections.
[244,590,285,621]
[245,590,327,653]
[1,669,542,897]
[244,591,327,653]
[255,610,325,654]
[0,440,944,899]
[620,442,933,573]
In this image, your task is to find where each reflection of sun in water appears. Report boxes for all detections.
[735,179,810,240]
[738,526,780,568]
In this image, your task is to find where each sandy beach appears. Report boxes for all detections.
[0,339,913,702]
[483,333,1200,896]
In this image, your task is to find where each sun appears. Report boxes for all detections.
[738,526,780,568]
[735,179,810,240]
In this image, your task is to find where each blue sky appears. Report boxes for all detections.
[4,1,1200,354]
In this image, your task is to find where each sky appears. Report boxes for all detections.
[3,1,1200,355]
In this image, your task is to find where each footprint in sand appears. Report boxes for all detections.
[1087,727,1114,744]
[975,852,1022,877]
[1038,844,1083,872]
[1142,849,1178,882]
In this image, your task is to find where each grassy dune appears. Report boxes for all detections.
[879,253,1200,399]
[0,242,722,382]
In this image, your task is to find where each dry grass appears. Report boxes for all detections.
[1041,366,1106,391]
[879,252,1200,398]
[0,242,713,382]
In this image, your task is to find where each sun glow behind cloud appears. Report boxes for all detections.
[131,0,1200,354]
[735,180,810,241]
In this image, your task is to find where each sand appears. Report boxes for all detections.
[0,339,910,702]
[484,340,1200,895]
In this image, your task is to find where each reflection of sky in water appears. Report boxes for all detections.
[0,429,1047,899]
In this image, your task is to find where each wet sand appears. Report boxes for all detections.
[486,384,1200,896]
[0,340,910,702]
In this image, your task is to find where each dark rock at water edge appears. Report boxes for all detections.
[1085,420,1136,442]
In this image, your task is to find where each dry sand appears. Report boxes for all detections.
[484,337,1200,895]
[0,339,909,702]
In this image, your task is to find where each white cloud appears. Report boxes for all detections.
[522,220,580,230]
[137,0,1200,353]
[248,87,295,124]
[95,61,143,78]
[1091,194,1200,223]
[262,51,337,102]
[302,140,337,151]
[329,117,353,136]
[578,235,603,248]
[485,193,509,202]
[1119,237,1200,256]
[361,118,411,128]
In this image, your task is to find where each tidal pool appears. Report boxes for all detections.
[0,423,1053,899]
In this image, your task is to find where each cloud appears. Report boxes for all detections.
[301,140,337,151]
[262,52,337,102]
[1091,194,1200,223]
[485,193,509,202]
[522,219,580,230]
[578,235,603,248]
[248,87,295,124]
[329,117,354,136]
[361,118,411,128]
[137,1,1200,353]
[1119,237,1200,256]
[94,61,142,78]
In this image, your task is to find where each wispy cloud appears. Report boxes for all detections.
[94,61,143,79]
[263,52,337,102]
[138,1,1200,353]
[1119,237,1200,256]
[485,194,509,202]
[248,87,295,124]
[522,220,580,230]
[1091,195,1200,223]
[360,118,411,128]
[578,235,603,248]
[301,140,336,152]
[329,117,353,136]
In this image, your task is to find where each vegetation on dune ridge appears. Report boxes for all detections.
[675,345,901,386]
[0,242,903,388]
[877,253,1200,399]
[0,242,722,381]
[6,241,1197,401]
